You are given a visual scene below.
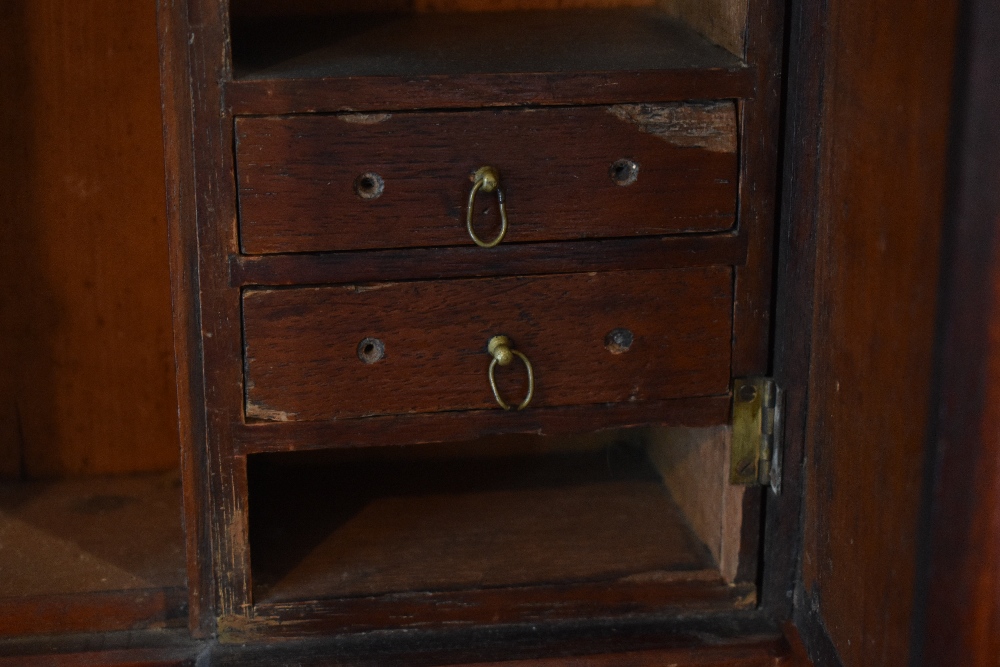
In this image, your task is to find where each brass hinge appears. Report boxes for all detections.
[730,377,783,493]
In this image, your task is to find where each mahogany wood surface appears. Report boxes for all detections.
[0,0,178,478]
[916,0,1000,662]
[788,0,960,660]
[242,268,732,421]
[158,0,779,645]
[235,395,731,454]
[235,105,737,254]
[229,233,746,287]
[227,69,754,116]
[234,580,755,639]
[0,588,187,639]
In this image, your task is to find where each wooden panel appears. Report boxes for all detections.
[0,0,178,477]
[235,104,737,254]
[648,426,745,583]
[791,0,959,659]
[917,0,1000,662]
[242,268,732,422]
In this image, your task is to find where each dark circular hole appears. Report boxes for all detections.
[357,337,385,364]
[354,172,385,200]
[609,159,639,186]
[604,327,634,354]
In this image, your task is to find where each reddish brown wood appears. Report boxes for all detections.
[229,233,746,287]
[242,268,731,421]
[0,588,187,639]
[225,580,755,639]
[0,649,196,667]
[0,0,178,479]
[227,68,754,116]
[235,396,731,454]
[235,106,737,254]
[159,0,781,643]
[156,0,217,637]
[792,0,959,659]
[917,0,1000,662]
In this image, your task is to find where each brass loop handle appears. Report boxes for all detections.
[487,335,534,411]
[466,166,509,248]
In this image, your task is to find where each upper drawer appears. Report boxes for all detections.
[235,103,738,255]
[242,267,732,422]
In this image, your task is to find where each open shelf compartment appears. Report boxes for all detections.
[246,426,751,626]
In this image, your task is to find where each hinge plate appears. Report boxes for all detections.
[730,377,783,492]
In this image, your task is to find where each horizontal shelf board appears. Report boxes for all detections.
[229,234,747,287]
[235,395,731,454]
[227,69,754,115]
[0,472,187,636]
[244,580,754,637]
[231,9,745,80]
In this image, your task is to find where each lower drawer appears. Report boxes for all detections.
[242,267,732,422]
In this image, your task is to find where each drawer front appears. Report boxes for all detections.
[235,104,738,255]
[243,267,732,422]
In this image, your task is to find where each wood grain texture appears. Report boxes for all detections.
[242,268,732,421]
[229,234,747,287]
[248,446,716,602]
[229,579,756,639]
[0,588,187,639]
[916,0,1000,662]
[235,105,737,254]
[648,426,745,583]
[794,0,958,660]
[236,396,732,454]
[0,0,179,477]
[226,68,753,116]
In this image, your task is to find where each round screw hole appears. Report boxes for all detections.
[354,172,385,200]
[357,337,385,364]
[739,385,758,402]
[609,159,639,186]
[604,328,634,354]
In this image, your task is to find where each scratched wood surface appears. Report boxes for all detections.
[234,104,737,254]
[0,0,178,478]
[242,267,732,422]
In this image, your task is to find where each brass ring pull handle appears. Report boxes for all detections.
[466,166,509,248]
[487,335,534,411]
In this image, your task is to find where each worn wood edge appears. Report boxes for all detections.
[235,395,731,454]
[221,580,755,640]
[155,0,213,638]
[225,68,755,115]
[0,587,188,639]
[726,0,785,612]
[229,234,746,287]
[758,0,828,624]
[789,603,843,667]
